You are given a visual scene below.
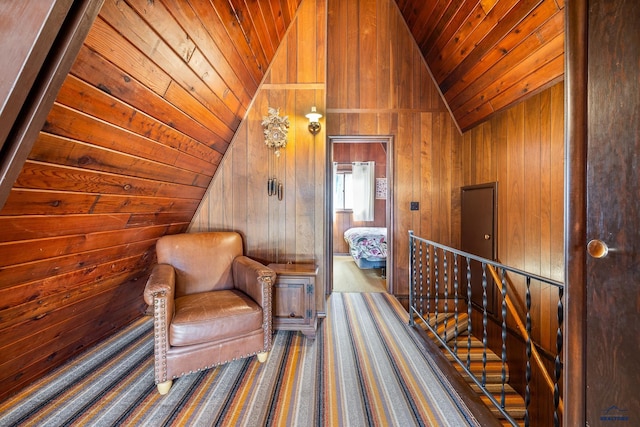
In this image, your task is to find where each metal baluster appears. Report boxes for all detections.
[501,269,508,411]
[426,245,431,326]
[466,257,472,370]
[453,254,459,355]
[419,241,424,318]
[554,288,564,427]
[409,233,415,326]
[525,277,532,427]
[443,252,449,343]
[481,263,488,387]
[434,248,439,336]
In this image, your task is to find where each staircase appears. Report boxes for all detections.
[417,313,525,426]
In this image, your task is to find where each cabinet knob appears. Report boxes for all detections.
[289,312,296,318]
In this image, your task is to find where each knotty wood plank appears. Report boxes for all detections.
[56,75,223,166]
[0,214,130,243]
[100,0,241,132]
[84,17,172,97]
[43,103,216,175]
[445,5,563,104]
[0,224,168,268]
[15,161,206,200]
[439,0,547,90]
[70,45,228,153]
[359,0,377,109]
[0,286,144,369]
[327,0,347,108]
[30,133,211,188]
[188,0,262,88]
[488,52,564,113]
[1,189,199,217]
[223,0,270,75]
[423,0,476,63]
[161,0,254,109]
[414,0,458,51]
[454,34,564,129]
[0,274,144,353]
[248,0,279,60]
[0,274,147,399]
[0,244,153,308]
[377,0,391,110]
[126,214,190,230]
[434,0,533,83]
[0,254,149,330]
[427,2,487,83]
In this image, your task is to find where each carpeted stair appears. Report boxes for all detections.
[417,313,526,426]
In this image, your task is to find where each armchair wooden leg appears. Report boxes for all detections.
[256,352,268,363]
[157,380,173,395]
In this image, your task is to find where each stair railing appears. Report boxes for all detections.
[408,231,564,427]
[486,265,564,416]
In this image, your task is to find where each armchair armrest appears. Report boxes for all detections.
[144,263,176,385]
[232,256,276,308]
[143,263,176,305]
[233,256,276,352]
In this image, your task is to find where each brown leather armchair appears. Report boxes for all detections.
[143,231,276,394]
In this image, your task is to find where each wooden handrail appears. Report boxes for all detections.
[487,265,564,415]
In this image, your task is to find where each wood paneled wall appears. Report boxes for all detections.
[189,0,327,312]
[332,142,387,254]
[396,0,565,131]
[460,82,564,426]
[0,0,302,401]
[327,0,463,297]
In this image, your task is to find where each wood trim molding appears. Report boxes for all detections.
[0,0,105,210]
[564,0,588,425]
[326,134,395,295]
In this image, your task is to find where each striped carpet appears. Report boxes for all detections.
[0,293,479,427]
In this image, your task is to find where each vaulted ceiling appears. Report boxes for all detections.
[397,0,565,131]
[0,0,564,401]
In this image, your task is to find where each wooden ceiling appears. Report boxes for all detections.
[0,0,565,401]
[396,0,565,131]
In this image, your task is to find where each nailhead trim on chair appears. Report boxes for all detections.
[262,275,274,352]
[153,293,169,384]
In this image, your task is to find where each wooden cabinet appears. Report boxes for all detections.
[268,263,317,338]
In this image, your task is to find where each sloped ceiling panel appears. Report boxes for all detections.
[0,0,301,400]
[396,0,565,131]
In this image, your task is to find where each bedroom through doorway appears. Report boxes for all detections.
[328,136,393,294]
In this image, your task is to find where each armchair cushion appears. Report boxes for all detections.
[170,290,263,347]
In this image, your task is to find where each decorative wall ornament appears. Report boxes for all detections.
[262,107,289,200]
[262,107,289,155]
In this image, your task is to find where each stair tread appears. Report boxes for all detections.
[422,312,526,425]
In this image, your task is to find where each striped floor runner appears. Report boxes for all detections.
[0,293,479,426]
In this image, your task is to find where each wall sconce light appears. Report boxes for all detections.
[305,106,322,135]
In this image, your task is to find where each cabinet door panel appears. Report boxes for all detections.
[273,278,308,322]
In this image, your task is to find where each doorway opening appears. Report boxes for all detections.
[325,136,394,295]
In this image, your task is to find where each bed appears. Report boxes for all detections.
[343,227,387,269]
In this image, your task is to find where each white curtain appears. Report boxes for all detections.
[352,161,375,221]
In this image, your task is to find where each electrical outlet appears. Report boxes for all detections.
[410,201,419,211]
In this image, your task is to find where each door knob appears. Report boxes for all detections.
[484,234,491,240]
[587,239,609,258]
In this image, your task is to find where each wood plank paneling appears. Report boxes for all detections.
[0,0,302,401]
[326,0,461,298]
[190,0,326,313]
[396,0,565,131]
